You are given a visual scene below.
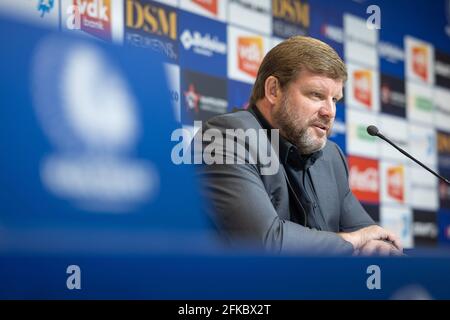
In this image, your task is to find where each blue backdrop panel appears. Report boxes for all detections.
[0,17,214,253]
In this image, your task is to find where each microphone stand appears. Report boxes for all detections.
[370,128,450,185]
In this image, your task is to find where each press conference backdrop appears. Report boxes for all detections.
[1,0,450,251]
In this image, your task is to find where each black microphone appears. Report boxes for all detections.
[366,125,450,185]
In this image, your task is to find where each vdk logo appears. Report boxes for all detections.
[238,36,263,78]
[412,45,429,82]
[75,0,109,22]
[387,165,405,203]
[353,70,372,108]
[65,0,111,39]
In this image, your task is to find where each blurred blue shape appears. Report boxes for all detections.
[0,16,216,254]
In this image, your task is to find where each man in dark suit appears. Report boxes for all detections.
[197,36,402,256]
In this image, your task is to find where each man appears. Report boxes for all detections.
[197,36,402,256]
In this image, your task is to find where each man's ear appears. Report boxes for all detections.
[264,76,280,105]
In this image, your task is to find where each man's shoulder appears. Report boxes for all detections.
[204,109,262,131]
[321,140,346,163]
[323,139,340,153]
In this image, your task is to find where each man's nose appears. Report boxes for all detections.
[319,99,335,119]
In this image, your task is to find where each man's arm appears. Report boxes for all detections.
[339,225,403,253]
[198,159,355,255]
[354,239,404,256]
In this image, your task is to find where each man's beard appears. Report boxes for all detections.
[272,96,331,155]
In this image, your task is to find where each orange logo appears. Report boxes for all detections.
[192,0,218,16]
[412,45,428,82]
[238,36,263,78]
[349,156,379,203]
[75,0,112,40]
[353,70,372,108]
[387,166,404,203]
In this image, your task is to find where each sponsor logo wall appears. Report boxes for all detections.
[2,0,450,248]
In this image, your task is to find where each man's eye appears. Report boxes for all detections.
[312,92,322,99]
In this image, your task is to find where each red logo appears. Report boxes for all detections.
[412,45,428,82]
[75,0,112,41]
[349,156,379,203]
[192,0,218,16]
[184,84,200,113]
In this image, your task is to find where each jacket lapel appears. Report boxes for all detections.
[280,164,307,226]
[308,158,336,230]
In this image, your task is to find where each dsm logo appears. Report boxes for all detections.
[126,0,177,40]
[125,0,178,61]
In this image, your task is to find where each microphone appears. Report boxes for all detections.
[366,125,450,185]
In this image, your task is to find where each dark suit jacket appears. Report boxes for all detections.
[196,108,375,255]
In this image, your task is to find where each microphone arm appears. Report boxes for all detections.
[367,125,450,186]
